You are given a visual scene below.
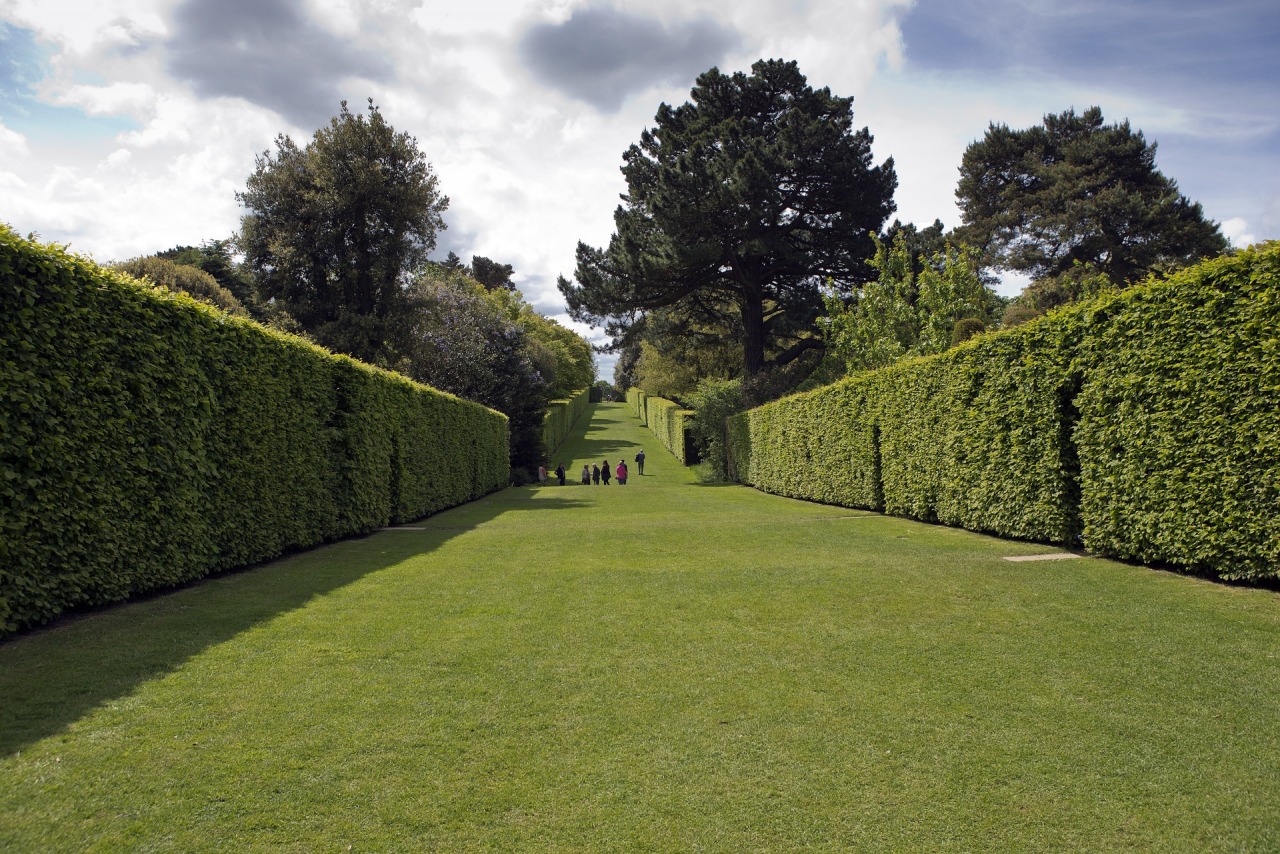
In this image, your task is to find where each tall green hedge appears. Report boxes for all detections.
[1072,246,1280,580]
[729,243,1280,582]
[0,228,509,636]
[626,387,648,424]
[728,315,1082,543]
[542,387,591,460]
[641,395,697,465]
[626,387,697,463]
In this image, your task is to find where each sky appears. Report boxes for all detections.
[3,0,1278,381]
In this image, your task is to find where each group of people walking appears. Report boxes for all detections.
[538,450,645,487]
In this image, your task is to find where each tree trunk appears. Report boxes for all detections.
[739,279,766,376]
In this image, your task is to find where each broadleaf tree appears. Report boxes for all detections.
[954,106,1227,286]
[404,267,548,472]
[403,264,595,472]
[821,234,998,374]
[559,59,897,377]
[237,99,449,367]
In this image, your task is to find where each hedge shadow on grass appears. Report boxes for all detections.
[556,404,641,463]
[0,488,573,757]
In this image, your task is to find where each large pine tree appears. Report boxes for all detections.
[954,106,1227,285]
[560,59,897,377]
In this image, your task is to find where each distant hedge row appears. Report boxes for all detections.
[626,387,648,424]
[643,395,697,465]
[0,228,510,636]
[542,386,591,459]
[728,244,1280,582]
[626,388,697,463]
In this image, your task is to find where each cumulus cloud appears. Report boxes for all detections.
[100,148,132,169]
[3,0,1274,375]
[1221,217,1257,250]
[518,6,741,111]
[897,0,1280,120]
[0,122,30,158]
[166,0,393,127]
[54,81,155,117]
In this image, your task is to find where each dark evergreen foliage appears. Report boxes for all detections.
[560,59,897,376]
[955,106,1227,285]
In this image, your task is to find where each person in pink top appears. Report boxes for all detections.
[616,460,627,485]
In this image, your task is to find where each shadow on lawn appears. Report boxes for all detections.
[0,487,575,757]
[556,405,648,463]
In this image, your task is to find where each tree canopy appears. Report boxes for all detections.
[469,255,516,291]
[237,99,449,367]
[560,58,897,377]
[114,256,248,317]
[821,234,1000,374]
[954,106,1227,285]
[404,267,547,469]
[403,264,595,471]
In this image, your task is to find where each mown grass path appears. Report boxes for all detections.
[3,402,1279,851]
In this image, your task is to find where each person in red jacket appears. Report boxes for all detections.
[616,460,627,485]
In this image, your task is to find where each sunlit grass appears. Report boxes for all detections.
[2,403,1279,850]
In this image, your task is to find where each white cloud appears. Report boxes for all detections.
[55,81,156,117]
[0,171,29,193]
[2,0,168,55]
[1221,217,1257,250]
[412,0,528,36]
[0,123,31,159]
[100,148,132,168]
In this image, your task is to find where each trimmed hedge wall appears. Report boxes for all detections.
[642,395,698,465]
[542,386,591,460]
[1073,247,1280,579]
[729,243,1280,582]
[626,387,648,424]
[623,388,695,464]
[1,229,509,636]
[728,314,1081,543]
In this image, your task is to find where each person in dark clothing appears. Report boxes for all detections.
[555,463,566,485]
[592,464,601,484]
[635,449,646,475]
[601,460,611,485]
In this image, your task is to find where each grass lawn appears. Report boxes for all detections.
[2,402,1279,851]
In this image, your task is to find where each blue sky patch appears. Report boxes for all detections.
[898,0,1280,112]
[0,22,137,141]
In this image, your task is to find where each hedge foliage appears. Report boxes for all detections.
[728,316,1081,543]
[642,395,697,465]
[626,387,648,424]
[625,388,696,464]
[0,228,509,636]
[729,243,1280,582]
[1072,247,1280,580]
[542,386,591,460]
